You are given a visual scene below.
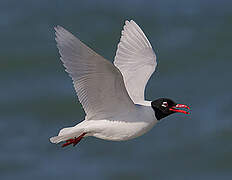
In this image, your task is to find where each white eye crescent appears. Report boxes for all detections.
[162,102,168,107]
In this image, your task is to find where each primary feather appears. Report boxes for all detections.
[114,20,157,104]
[55,26,135,120]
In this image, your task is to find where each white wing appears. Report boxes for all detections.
[55,26,135,120]
[114,20,157,104]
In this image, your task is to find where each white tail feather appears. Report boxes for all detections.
[58,127,73,136]
[50,127,85,144]
[50,135,66,144]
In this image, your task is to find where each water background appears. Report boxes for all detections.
[1,0,232,179]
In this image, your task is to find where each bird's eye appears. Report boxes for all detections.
[162,102,168,107]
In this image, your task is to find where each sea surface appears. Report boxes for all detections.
[1,0,232,179]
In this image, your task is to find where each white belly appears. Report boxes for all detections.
[83,105,158,141]
[89,120,157,141]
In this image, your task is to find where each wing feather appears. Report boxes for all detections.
[55,26,135,120]
[114,20,157,104]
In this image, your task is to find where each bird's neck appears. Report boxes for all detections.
[136,100,152,107]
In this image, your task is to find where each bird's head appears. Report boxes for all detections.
[151,98,190,120]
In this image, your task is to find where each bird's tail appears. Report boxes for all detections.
[50,126,84,144]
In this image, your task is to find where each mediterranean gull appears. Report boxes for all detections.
[50,20,190,147]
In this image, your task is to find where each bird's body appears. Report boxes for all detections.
[50,20,190,147]
[51,103,157,143]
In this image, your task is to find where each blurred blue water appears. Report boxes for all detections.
[1,0,232,179]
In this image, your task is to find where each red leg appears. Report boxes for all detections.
[62,133,86,148]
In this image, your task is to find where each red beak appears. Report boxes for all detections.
[169,104,191,114]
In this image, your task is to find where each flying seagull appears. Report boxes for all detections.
[50,20,190,147]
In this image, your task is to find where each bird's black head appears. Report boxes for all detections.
[151,98,190,120]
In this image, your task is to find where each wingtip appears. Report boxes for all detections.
[54,25,59,31]
[54,26,60,37]
[130,20,140,29]
[124,20,137,28]
[125,19,135,23]
[54,25,66,40]
[54,25,66,33]
[125,20,130,25]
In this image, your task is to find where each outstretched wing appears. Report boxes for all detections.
[114,20,157,104]
[55,26,135,120]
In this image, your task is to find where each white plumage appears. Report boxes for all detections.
[50,20,158,145]
[55,26,134,120]
[114,20,157,105]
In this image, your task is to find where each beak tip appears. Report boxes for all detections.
[170,103,191,115]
